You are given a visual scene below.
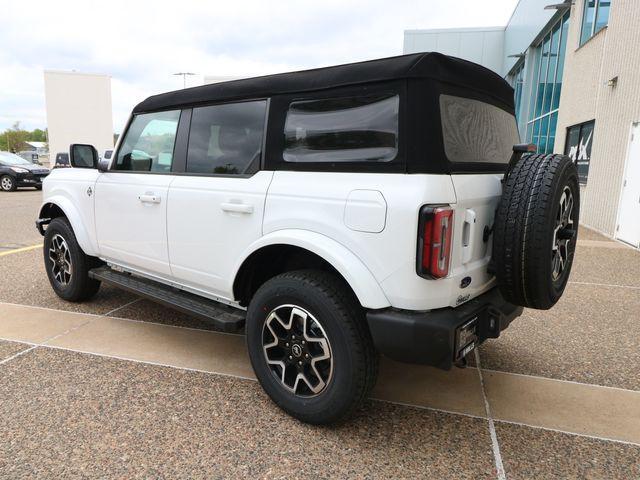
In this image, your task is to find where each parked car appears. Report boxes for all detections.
[0,151,50,191]
[35,53,579,424]
[53,152,70,168]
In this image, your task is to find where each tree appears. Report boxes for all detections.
[0,123,48,152]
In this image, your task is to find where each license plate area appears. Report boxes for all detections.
[454,312,481,360]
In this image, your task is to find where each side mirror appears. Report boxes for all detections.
[69,144,99,169]
[97,159,110,172]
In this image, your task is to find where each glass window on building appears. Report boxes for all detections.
[580,0,611,46]
[525,12,570,154]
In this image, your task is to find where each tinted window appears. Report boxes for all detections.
[187,101,266,175]
[115,110,180,172]
[283,94,399,163]
[440,95,519,164]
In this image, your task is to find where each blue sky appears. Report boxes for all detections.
[0,0,518,133]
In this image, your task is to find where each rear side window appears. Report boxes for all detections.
[115,110,180,172]
[439,95,519,164]
[283,94,399,163]
[186,100,267,175]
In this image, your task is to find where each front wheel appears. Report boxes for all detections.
[43,217,102,301]
[246,270,378,424]
[1,175,16,192]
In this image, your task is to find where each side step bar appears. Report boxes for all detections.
[89,266,245,332]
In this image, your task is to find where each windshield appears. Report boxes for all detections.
[0,152,31,166]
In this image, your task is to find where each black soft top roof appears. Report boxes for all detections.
[133,52,513,114]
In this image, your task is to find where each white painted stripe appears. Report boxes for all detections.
[481,367,640,394]
[0,317,94,365]
[475,350,507,480]
[568,281,640,290]
[104,298,141,316]
[0,345,38,365]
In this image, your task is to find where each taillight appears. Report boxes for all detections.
[417,205,454,279]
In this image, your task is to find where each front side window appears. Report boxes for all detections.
[115,110,180,172]
[439,95,519,164]
[580,0,611,46]
[283,94,399,163]
[186,100,266,175]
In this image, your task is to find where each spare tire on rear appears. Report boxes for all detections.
[493,153,580,310]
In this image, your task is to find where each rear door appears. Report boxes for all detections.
[167,100,271,299]
[94,109,181,277]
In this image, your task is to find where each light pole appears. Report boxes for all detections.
[173,72,196,89]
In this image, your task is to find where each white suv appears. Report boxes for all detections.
[36,53,579,424]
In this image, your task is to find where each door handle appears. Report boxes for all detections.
[461,209,476,264]
[138,194,161,204]
[221,202,254,214]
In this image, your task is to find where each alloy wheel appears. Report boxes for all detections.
[262,304,333,397]
[48,234,72,286]
[1,176,14,191]
[551,186,575,281]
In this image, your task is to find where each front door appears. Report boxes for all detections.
[167,100,271,299]
[95,109,181,277]
[617,123,640,248]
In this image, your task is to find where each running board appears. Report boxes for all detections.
[89,266,245,332]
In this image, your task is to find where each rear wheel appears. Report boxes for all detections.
[43,218,102,301]
[1,175,16,192]
[493,153,580,309]
[246,270,378,424]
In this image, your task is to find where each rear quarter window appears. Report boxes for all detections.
[439,94,519,164]
[283,94,399,163]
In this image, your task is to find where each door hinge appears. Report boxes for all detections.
[616,224,620,231]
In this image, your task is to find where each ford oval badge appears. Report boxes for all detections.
[460,276,472,289]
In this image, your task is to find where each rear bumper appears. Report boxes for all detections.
[366,287,522,370]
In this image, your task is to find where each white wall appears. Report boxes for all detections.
[44,70,114,158]
[404,27,505,74]
[555,0,640,236]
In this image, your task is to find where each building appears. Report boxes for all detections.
[404,0,639,247]
[24,141,48,156]
[43,70,114,161]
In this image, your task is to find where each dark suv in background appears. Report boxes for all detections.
[0,151,50,191]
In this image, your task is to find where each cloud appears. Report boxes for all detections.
[0,0,517,132]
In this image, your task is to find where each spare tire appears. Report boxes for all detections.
[493,153,580,310]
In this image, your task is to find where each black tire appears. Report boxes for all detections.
[43,217,102,302]
[493,153,580,310]
[35,185,42,190]
[1,175,17,192]
[246,270,378,424]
